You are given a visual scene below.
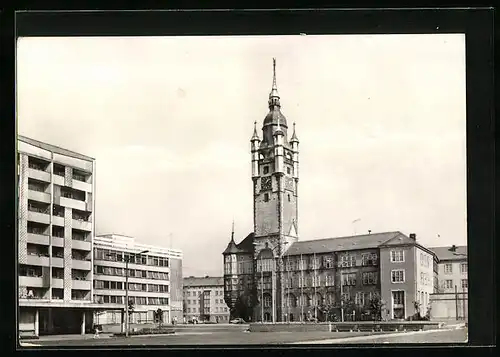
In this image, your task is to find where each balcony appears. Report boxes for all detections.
[27,190,51,204]
[72,279,91,290]
[72,219,92,231]
[72,259,91,271]
[53,175,64,186]
[27,211,50,225]
[19,276,48,288]
[60,197,86,211]
[52,278,64,289]
[72,239,91,251]
[72,180,92,193]
[26,255,50,266]
[27,233,49,245]
[27,168,51,183]
[52,216,65,226]
[51,237,64,247]
[51,257,64,268]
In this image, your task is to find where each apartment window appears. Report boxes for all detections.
[311,256,320,270]
[19,265,43,277]
[72,169,88,182]
[341,292,350,302]
[28,157,49,171]
[362,272,378,285]
[460,263,467,274]
[341,273,356,286]
[391,269,405,283]
[53,163,65,176]
[461,279,468,289]
[52,268,64,279]
[444,279,454,289]
[355,292,365,306]
[340,254,356,268]
[52,205,65,218]
[361,253,378,266]
[325,275,334,286]
[312,275,321,287]
[444,263,453,274]
[264,193,269,202]
[323,256,334,269]
[61,187,85,201]
[390,250,404,263]
[263,166,269,175]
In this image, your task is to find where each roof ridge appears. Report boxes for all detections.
[293,231,402,244]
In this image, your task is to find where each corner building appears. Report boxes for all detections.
[18,136,96,336]
[222,60,439,322]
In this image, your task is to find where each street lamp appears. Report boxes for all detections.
[124,249,149,337]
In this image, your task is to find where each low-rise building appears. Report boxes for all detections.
[183,276,230,323]
[93,234,183,325]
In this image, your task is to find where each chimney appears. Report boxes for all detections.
[409,233,416,240]
[449,245,457,252]
[368,230,372,234]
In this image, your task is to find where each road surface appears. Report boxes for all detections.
[20,327,466,347]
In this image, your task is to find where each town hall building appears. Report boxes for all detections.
[222,59,445,323]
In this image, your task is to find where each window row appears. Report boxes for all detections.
[26,156,91,182]
[444,263,467,274]
[94,295,169,305]
[94,248,169,267]
[442,279,468,290]
[94,280,168,292]
[94,265,169,280]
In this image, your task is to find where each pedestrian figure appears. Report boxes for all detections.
[183,316,187,324]
[93,325,100,339]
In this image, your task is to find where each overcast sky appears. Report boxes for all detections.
[17,34,466,277]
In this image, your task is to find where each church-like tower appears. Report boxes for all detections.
[250,58,300,322]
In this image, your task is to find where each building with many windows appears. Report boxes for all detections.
[221,59,442,323]
[17,136,98,336]
[93,234,183,325]
[183,276,230,323]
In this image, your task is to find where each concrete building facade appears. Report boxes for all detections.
[18,136,101,336]
[183,276,230,323]
[93,234,183,325]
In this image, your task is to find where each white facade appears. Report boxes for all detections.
[93,234,183,325]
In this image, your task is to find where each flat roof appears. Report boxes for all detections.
[18,135,95,161]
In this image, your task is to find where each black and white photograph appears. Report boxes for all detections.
[16,31,470,346]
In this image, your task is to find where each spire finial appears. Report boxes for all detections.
[272,57,277,89]
[231,219,235,241]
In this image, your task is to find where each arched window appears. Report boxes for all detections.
[286,294,297,307]
[299,294,309,307]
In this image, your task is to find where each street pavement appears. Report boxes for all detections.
[20,326,467,347]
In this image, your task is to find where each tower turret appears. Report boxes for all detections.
[290,122,299,180]
[250,121,261,178]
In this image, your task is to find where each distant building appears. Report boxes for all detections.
[183,276,230,323]
[222,60,441,322]
[428,245,468,320]
[93,234,183,325]
[17,136,97,336]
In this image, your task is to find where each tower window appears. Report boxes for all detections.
[264,193,269,202]
[288,194,291,202]
[263,166,269,175]
[287,167,291,175]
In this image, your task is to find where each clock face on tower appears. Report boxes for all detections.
[261,176,272,191]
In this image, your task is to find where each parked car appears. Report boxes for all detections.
[188,318,199,324]
[230,318,246,324]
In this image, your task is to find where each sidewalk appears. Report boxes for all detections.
[36,333,113,341]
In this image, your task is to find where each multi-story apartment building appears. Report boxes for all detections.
[222,59,440,322]
[18,136,97,336]
[183,276,230,323]
[429,245,467,293]
[93,234,183,325]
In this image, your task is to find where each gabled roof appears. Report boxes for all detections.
[222,239,240,254]
[378,233,415,247]
[183,276,223,288]
[284,231,404,256]
[428,245,467,262]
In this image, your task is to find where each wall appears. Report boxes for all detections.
[379,246,416,320]
[430,292,468,320]
[169,257,183,319]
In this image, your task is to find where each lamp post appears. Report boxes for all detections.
[124,249,149,337]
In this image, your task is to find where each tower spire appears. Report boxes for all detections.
[251,121,260,141]
[268,58,280,108]
[231,219,235,241]
[291,122,299,142]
